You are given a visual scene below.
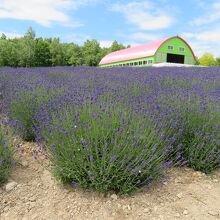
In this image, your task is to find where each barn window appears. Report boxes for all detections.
[168,45,174,50]
[148,60,153,64]
[139,61,143,65]
[134,62,138,66]
[179,47,185,52]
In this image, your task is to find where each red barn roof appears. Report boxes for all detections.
[99,36,196,65]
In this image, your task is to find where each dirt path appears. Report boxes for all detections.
[0,142,220,220]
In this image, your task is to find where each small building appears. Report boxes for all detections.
[99,36,196,67]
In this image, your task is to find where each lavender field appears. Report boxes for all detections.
[0,67,220,194]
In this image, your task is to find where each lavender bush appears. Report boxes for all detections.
[8,86,64,141]
[0,66,219,193]
[0,121,13,185]
[173,100,220,173]
[36,100,165,194]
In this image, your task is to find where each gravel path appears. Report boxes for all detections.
[0,142,220,220]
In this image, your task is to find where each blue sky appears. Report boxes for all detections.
[0,0,220,57]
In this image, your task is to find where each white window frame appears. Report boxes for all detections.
[179,47,185,52]
[168,45,174,50]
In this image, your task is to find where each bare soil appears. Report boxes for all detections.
[0,141,220,220]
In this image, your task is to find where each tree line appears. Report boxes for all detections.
[1,27,220,67]
[0,27,128,67]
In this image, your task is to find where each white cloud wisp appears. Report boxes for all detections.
[111,1,173,30]
[0,0,96,27]
[182,26,220,57]
[190,1,220,26]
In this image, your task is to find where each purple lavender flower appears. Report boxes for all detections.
[110,155,117,162]
[71,181,78,188]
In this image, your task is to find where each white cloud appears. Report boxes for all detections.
[81,39,133,48]
[194,0,207,8]
[111,1,173,30]
[62,33,91,44]
[99,40,113,48]
[0,0,96,27]
[130,32,161,41]
[190,1,220,26]
[183,29,220,42]
[182,27,220,57]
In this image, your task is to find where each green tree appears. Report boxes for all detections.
[63,43,84,66]
[17,37,35,67]
[215,57,220,66]
[25,26,36,40]
[0,37,19,67]
[0,37,8,66]
[5,39,20,67]
[110,40,126,52]
[194,56,200,65]
[35,38,51,66]
[50,38,65,66]
[83,39,102,66]
[199,53,216,66]
[99,47,110,60]
[17,27,36,67]
[1,33,6,40]
[0,27,128,67]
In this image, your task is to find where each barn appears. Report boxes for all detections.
[99,36,196,67]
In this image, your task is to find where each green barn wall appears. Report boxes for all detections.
[100,56,155,67]
[156,37,195,65]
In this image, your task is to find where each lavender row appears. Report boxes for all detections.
[0,66,219,193]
